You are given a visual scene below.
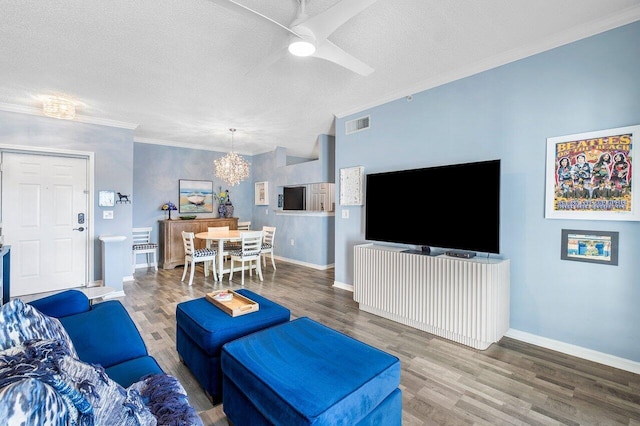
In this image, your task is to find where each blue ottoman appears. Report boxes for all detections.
[221,317,402,425]
[176,289,290,403]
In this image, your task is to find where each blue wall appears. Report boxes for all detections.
[0,110,134,285]
[335,22,640,362]
[132,142,254,242]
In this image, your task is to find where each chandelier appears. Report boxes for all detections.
[42,95,76,120]
[214,128,250,186]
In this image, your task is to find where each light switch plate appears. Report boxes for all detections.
[342,209,349,219]
[103,210,114,219]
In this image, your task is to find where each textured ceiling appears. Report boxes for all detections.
[1,0,639,158]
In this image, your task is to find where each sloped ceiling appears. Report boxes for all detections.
[0,0,639,158]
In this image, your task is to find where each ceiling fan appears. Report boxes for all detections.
[210,0,379,76]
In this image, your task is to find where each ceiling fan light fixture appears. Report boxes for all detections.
[288,40,316,57]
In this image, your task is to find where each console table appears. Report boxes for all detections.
[353,244,510,350]
[159,218,238,269]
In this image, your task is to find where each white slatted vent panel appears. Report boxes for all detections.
[354,245,510,350]
[345,115,370,134]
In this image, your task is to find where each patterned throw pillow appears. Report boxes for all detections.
[0,299,77,357]
[0,339,156,426]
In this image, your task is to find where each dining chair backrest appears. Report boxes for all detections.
[228,230,264,285]
[208,226,230,232]
[239,231,263,255]
[182,231,196,256]
[132,227,153,245]
[261,226,277,270]
[132,227,158,273]
[237,221,251,230]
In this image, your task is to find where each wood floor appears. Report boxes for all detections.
[31,262,640,425]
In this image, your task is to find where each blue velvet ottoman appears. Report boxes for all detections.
[221,317,402,425]
[176,289,290,402]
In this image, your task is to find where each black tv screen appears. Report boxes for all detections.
[365,159,500,254]
[283,186,306,210]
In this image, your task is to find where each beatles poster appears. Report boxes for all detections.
[545,125,639,221]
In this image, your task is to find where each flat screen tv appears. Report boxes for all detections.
[283,186,306,210]
[365,159,500,254]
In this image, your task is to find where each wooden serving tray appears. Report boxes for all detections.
[205,290,259,317]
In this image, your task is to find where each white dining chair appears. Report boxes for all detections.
[132,227,158,273]
[237,221,251,230]
[261,226,277,270]
[228,230,263,285]
[181,231,217,286]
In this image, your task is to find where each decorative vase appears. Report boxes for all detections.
[224,202,234,218]
[218,204,226,218]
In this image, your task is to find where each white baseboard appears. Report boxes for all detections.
[332,281,353,292]
[272,255,334,271]
[505,328,640,374]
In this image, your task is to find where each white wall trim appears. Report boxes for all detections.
[332,281,353,292]
[0,102,138,130]
[273,255,334,271]
[505,328,640,374]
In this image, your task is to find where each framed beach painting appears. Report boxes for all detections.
[544,124,639,221]
[179,179,213,213]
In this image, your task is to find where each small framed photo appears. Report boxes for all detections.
[255,181,269,205]
[560,229,619,266]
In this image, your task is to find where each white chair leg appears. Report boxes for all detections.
[153,251,158,271]
[212,256,218,281]
[271,254,276,270]
[262,256,266,268]
[229,259,235,281]
[256,259,263,281]
[181,259,188,282]
[132,251,137,274]
[188,260,195,286]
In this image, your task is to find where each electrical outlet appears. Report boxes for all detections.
[342,209,349,219]
[265,209,268,215]
[290,239,295,246]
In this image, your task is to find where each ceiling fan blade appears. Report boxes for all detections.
[297,0,380,41]
[208,0,301,38]
[312,40,374,76]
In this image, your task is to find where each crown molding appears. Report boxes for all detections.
[335,7,640,119]
[0,102,138,130]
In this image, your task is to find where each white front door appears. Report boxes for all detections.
[2,152,89,296]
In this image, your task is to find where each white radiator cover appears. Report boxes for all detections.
[354,244,510,350]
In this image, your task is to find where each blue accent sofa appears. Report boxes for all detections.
[29,289,163,388]
[0,289,202,425]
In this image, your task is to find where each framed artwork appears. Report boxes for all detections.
[255,181,269,205]
[560,229,619,266]
[339,166,364,206]
[179,179,213,213]
[545,124,639,221]
[98,190,115,207]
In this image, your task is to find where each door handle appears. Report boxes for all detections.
[73,227,85,232]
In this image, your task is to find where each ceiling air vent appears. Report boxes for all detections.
[345,115,370,134]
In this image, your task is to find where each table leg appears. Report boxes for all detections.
[218,240,225,280]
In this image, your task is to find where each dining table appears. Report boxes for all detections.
[195,229,247,280]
